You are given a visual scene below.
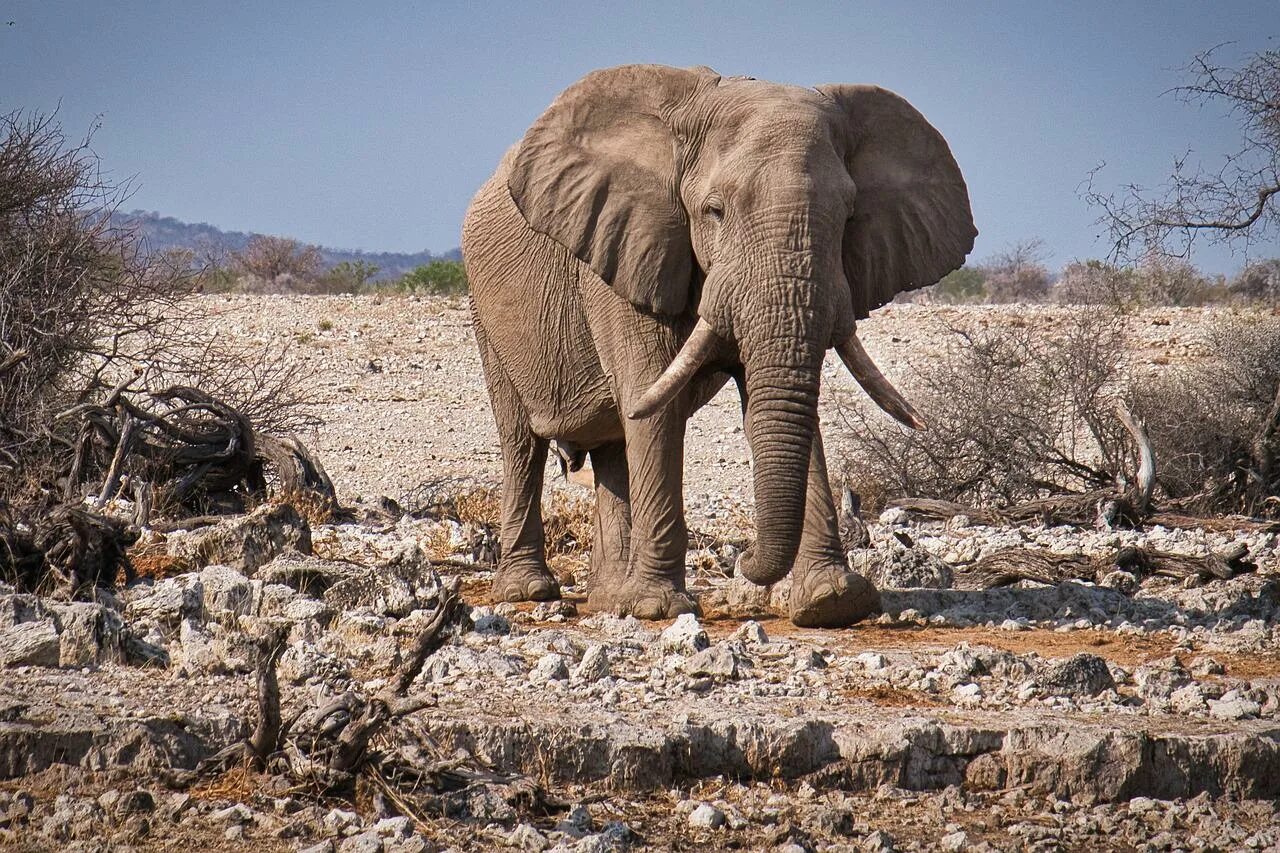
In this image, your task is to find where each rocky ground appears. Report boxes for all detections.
[2,297,1279,851]
[193,295,1224,521]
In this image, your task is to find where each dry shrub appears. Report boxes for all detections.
[0,111,319,504]
[836,309,1131,508]
[273,488,342,526]
[454,487,500,527]
[982,239,1052,303]
[543,489,593,557]
[1130,313,1280,515]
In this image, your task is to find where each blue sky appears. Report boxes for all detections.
[3,1,1277,273]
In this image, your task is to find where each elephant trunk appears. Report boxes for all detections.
[736,333,825,587]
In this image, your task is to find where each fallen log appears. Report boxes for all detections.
[953,543,1256,591]
[887,495,1280,534]
[56,383,338,518]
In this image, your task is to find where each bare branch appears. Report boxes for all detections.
[1085,45,1280,262]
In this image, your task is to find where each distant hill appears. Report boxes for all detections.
[115,210,461,281]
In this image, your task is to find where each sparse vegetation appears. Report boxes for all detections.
[839,307,1280,519]
[0,110,319,505]
[393,259,469,296]
[1131,314,1280,516]
[837,309,1130,510]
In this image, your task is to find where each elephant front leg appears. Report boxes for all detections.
[586,441,631,609]
[787,428,880,628]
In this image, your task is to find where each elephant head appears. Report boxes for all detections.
[508,65,976,586]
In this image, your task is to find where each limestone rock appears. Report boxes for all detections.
[1035,654,1115,697]
[572,643,611,683]
[856,542,953,590]
[660,613,709,654]
[198,565,253,621]
[50,602,124,668]
[0,619,60,667]
[167,502,311,575]
[685,643,748,679]
[125,576,202,628]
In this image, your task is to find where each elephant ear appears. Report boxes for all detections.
[817,84,977,319]
[509,65,718,315]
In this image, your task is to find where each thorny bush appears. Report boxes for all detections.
[1131,313,1280,516]
[838,307,1280,518]
[836,309,1132,510]
[0,111,318,504]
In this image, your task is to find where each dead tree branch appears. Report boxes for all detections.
[1085,45,1280,261]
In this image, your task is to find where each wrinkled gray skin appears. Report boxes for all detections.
[462,65,976,627]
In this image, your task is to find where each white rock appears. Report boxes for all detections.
[730,619,769,646]
[685,644,747,679]
[506,822,548,852]
[687,803,725,829]
[878,507,910,526]
[470,607,511,635]
[199,564,252,619]
[530,653,570,682]
[572,643,611,683]
[1208,695,1262,720]
[1,619,60,667]
[856,652,888,671]
[660,613,709,654]
[126,576,202,627]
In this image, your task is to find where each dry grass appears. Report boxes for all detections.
[453,486,500,527]
[424,524,457,561]
[543,490,594,556]
[188,760,263,803]
[273,488,342,526]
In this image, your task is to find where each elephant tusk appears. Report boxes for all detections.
[835,329,926,430]
[627,319,721,419]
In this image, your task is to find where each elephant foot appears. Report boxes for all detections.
[492,562,561,603]
[590,578,699,620]
[789,563,880,628]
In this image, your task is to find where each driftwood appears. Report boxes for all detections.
[169,582,509,834]
[0,502,138,598]
[394,576,467,693]
[954,543,1256,591]
[56,382,337,517]
[887,495,1280,534]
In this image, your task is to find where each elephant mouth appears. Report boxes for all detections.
[628,317,924,430]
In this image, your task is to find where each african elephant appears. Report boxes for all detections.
[462,64,975,627]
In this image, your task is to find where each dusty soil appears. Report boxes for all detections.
[2,296,1279,852]
[197,295,1228,520]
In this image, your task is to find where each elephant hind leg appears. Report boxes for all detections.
[586,441,630,611]
[474,319,560,603]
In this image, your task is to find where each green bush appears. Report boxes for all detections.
[929,266,987,304]
[395,260,468,296]
[319,260,380,294]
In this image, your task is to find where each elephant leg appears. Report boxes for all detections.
[787,428,880,627]
[601,408,697,619]
[586,441,631,608]
[474,322,560,603]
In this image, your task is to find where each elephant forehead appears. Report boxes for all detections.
[703,78,828,116]
[692,89,837,150]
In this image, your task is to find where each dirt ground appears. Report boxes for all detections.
[3,296,1279,852]
[196,295,1233,520]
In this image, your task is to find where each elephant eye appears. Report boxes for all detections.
[703,197,725,223]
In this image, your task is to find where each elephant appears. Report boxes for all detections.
[461,64,975,627]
